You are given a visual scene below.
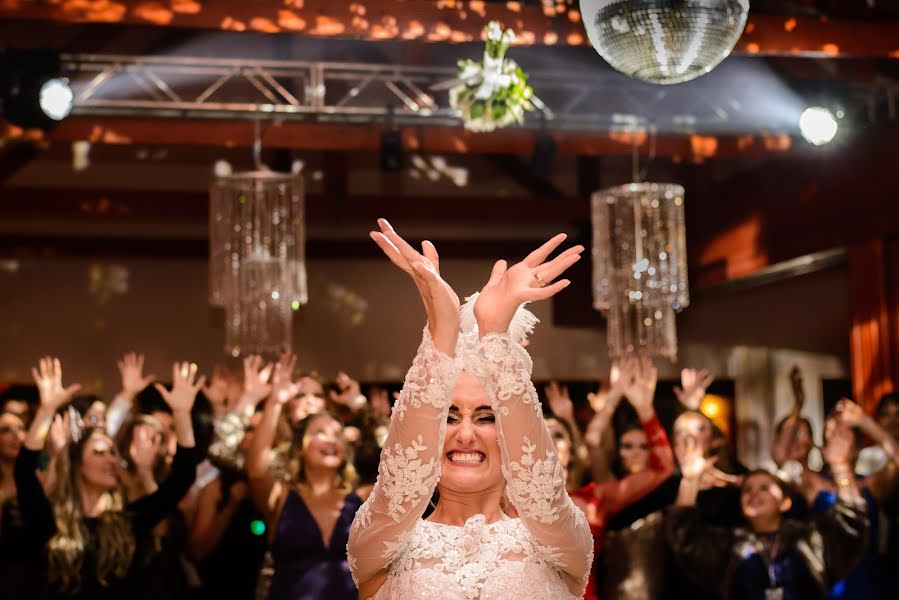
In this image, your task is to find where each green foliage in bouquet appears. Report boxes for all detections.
[449,21,535,132]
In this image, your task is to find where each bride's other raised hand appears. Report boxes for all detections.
[474,233,583,335]
[370,218,460,355]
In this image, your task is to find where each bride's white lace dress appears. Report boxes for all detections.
[347,329,593,599]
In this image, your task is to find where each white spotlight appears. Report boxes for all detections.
[39,78,73,121]
[213,160,233,177]
[799,107,838,146]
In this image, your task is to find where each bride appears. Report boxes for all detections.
[348,219,593,599]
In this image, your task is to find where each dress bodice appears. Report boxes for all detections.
[372,515,580,600]
[268,490,361,600]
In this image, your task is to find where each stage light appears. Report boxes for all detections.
[38,78,73,121]
[799,107,838,146]
[1,49,72,129]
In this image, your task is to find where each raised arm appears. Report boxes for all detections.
[469,234,593,594]
[129,362,205,532]
[584,365,624,484]
[246,355,300,526]
[835,398,899,500]
[813,415,869,586]
[348,219,461,593]
[15,356,83,545]
[594,357,675,514]
[107,352,156,437]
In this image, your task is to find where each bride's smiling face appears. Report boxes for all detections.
[439,372,504,494]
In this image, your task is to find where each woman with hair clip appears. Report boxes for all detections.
[14,357,205,600]
[348,219,593,600]
[246,354,362,600]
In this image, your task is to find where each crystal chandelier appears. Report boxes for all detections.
[579,0,750,85]
[209,170,307,356]
[591,183,689,360]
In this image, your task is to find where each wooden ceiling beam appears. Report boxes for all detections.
[0,2,897,58]
[5,117,807,159]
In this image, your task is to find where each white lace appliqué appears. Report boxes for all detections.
[375,516,578,600]
[503,439,567,524]
[378,435,439,522]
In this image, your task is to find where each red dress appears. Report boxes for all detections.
[571,414,673,600]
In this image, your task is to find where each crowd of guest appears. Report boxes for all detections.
[0,348,897,599]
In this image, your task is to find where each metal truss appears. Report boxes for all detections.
[61,53,895,135]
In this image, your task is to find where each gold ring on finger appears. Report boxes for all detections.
[534,273,548,287]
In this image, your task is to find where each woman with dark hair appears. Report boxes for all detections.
[0,410,28,599]
[14,357,204,600]
[247,359,362,600]
[570,356,675,600]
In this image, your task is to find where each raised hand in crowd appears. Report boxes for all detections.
[153,361,204,448]
[117,352,156,399]
[546,381,575,423]
[835,398,899,466]
[330,371,367,413]
[25,356,82,450]
[107,351,157,436]
[236,355,274,412]
[676,435,720,506]
[585,361,625,483]
[674,367,714,411]
[128,422,163,496]
[821,416,861,499]
[621,356,658,422]
[202,364,233,418]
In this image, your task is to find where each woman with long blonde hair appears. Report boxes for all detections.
[14,357,204,599]
[246,353,362,600]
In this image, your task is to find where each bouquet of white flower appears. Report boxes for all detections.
[448,21,536,132]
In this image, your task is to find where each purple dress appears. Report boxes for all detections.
[268,489,362,600]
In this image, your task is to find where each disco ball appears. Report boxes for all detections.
[579,0,749,85]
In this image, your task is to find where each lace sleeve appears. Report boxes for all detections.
[466,333,594,593]
[347,328,459,586]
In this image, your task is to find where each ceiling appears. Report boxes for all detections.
[0,0,897,290]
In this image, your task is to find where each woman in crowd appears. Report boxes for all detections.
[667,413,869,600]
[14,357,204,599]
[571,356,675,600]
[348,220,593,599]
[190,411,267,600]
[0,409,28,599]
[247,354,362,600]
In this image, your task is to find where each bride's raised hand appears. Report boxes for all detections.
[370,218,460,354]
[474,233,583,335]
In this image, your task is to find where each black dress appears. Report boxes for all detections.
[14,444,202,600]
